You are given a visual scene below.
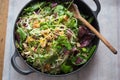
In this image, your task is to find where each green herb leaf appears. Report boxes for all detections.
[87,45,96,59]
[27,56,34,63]
[54,5,65,16]
[61,63,73,73]
[67,18,78,28]
[54,5,64,12]
[57,36,72,50]
[17,27,27,42]
[45,54,58,64]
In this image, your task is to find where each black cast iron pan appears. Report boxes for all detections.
[11,0,101,76]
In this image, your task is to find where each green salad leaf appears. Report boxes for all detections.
[57,36,72,50]
[61,63,73,73]
[17,27,27,42]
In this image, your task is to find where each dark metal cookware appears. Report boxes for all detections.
[11,0,101,76]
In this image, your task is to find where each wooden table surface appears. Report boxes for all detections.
[0,0,9,79]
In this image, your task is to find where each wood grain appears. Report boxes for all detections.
[0,0,9,79]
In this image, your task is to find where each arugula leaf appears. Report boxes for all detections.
[54,5,64,12]
[40,25,49,30]
[43,7,51,15]
[61,63,73,73]
[15,41,22,51]
[87,45,96,59]
[66,18,78,35]
[66,11,73,18]
[67,18,78,28]
[30,28,41,36]
[17,27,27,42]
[57,36,72,50]
[22,2,46,15]
[27,56,34,63]
[45,54,58,64]
[54,5,65,16]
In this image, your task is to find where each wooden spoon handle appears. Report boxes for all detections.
[78,16,117,54]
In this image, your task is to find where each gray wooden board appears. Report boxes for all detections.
[2,0,120,80]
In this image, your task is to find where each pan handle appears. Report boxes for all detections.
[81,0,101,17]
[11,50,34,75]
[93,0,101,17]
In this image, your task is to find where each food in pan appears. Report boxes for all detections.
[15,2,96,74]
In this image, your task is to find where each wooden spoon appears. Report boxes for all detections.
[69,4,117,54]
